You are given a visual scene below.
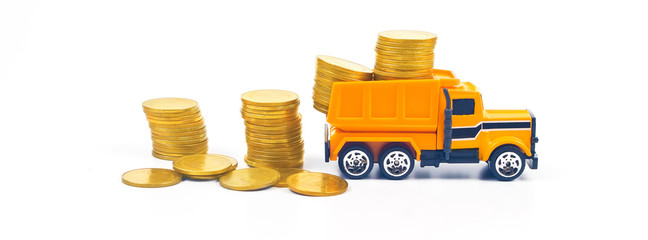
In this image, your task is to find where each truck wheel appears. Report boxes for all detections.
[378,146,414,180]
[338,144,373,179]
[488,145,526,181]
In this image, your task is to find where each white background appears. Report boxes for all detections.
[1,0,647,239]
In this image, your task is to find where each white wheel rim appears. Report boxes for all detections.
[495,151,522,177]
[382,150,411,177]
[343,150,370,176]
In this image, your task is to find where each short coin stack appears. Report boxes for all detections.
[241,90,304,168]
[374,30,438,80]
[173,154,237,180]
[142,98,208,161]
[312,55,373,114]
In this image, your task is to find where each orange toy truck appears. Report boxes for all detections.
[324,69,538,181]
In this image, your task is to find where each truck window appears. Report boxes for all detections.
[452,99,475,115]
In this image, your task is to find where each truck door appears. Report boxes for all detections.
[448,91,483,149]
[437,89,484,151]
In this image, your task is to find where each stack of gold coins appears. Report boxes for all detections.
[142,98,208,161]
[241,90,304,168]
[374,30,437,80]
[312,55,373,114]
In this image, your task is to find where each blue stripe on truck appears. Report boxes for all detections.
[452,121,531,140]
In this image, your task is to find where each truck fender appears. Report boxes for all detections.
[483,136,532,161]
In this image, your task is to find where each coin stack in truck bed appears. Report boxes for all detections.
[241,90,304,168]
[373,30,437,80]
[312,55,373,114]
[142,98,208,160]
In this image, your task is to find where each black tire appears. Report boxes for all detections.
[338,144,374,179]
[378,146,415,180]
[488,145,526,181]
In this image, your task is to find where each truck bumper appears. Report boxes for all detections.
[526,153,538,169]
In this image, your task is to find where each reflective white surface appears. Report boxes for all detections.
[1,0,646,239]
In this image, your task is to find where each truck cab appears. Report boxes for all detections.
[325,69,538,181]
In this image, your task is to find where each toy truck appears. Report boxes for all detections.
[324,69,538,181]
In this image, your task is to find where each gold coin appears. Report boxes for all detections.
[243,116,302,126]
[182,174,222,180]
[241,111,299,120]
[241,107,298,115]
[153,148,208,158]
[246,134,302,144]
[244,121,301,131]
[245,130,302,139]
[246,148,304,157]
[374,48,435,57]
[317,55,372,74]
[313,103,328,114]
[374,63,433,72]
[173,154,234,176]
[149,119,205,129]
[373,68,433,78]
[150,127,207,137]
[146,111,203,121]
[378,30,437,42]
[375,53,434,61]
[274,168,308,187]
[146,117,203,126]
[121,168,182,188]
[144,108,201,119]
[219,168,281,191]
[245,158,303,169]
[245,140,304,149]
[152,133,208,141]
[153,139,208,148]
[246,144,304,153]
[246,151,304,160]
[241,90,299,106]
[152,143,208,152]
[316,67,372,81]
[143,98,198,112]
[149,125,207,133]
[151,151,183,161]
[375,42,434,51]
[152,137,208,146]
[242,101,301,111]
[286,172,348,196]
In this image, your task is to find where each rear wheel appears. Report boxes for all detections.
[378,146,414,180]
[338,144,373,179]
[488,145,525,181]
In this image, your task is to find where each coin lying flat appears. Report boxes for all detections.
[287,172,348,196]
[173,154,233,176]
[122,168,182,188]
[219,168,281,191]
[274,168,308,187]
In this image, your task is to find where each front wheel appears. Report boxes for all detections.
[488,145,526,181]
[379,146,414,180]
[338,144,374,179]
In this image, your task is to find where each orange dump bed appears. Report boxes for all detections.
[327,80,449,133]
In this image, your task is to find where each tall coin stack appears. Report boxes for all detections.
[312,55,373,114]
[241,90,304,168]
[374,30,437,80]
[142,98,208,161]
